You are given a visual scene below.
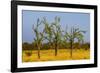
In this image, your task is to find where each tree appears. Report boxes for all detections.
[32,18,44,59]
[51,16,63,56]
[64,26,86,58]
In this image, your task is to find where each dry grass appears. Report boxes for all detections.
[22,49,90,62]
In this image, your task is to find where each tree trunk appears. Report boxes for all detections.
[70,40,73,58]
[55,42,57,56]
[55,37,58,56]
[55,48,57,56]
[37,45,40,59]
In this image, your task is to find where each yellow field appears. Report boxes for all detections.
[22,49,90,62]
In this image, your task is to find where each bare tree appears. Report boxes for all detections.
[32,18,44,59]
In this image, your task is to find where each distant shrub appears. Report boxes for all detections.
[25,51,32,56]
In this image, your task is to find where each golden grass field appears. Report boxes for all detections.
[22,49,90,62]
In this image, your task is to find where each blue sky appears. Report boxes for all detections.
[22,10,90,43]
